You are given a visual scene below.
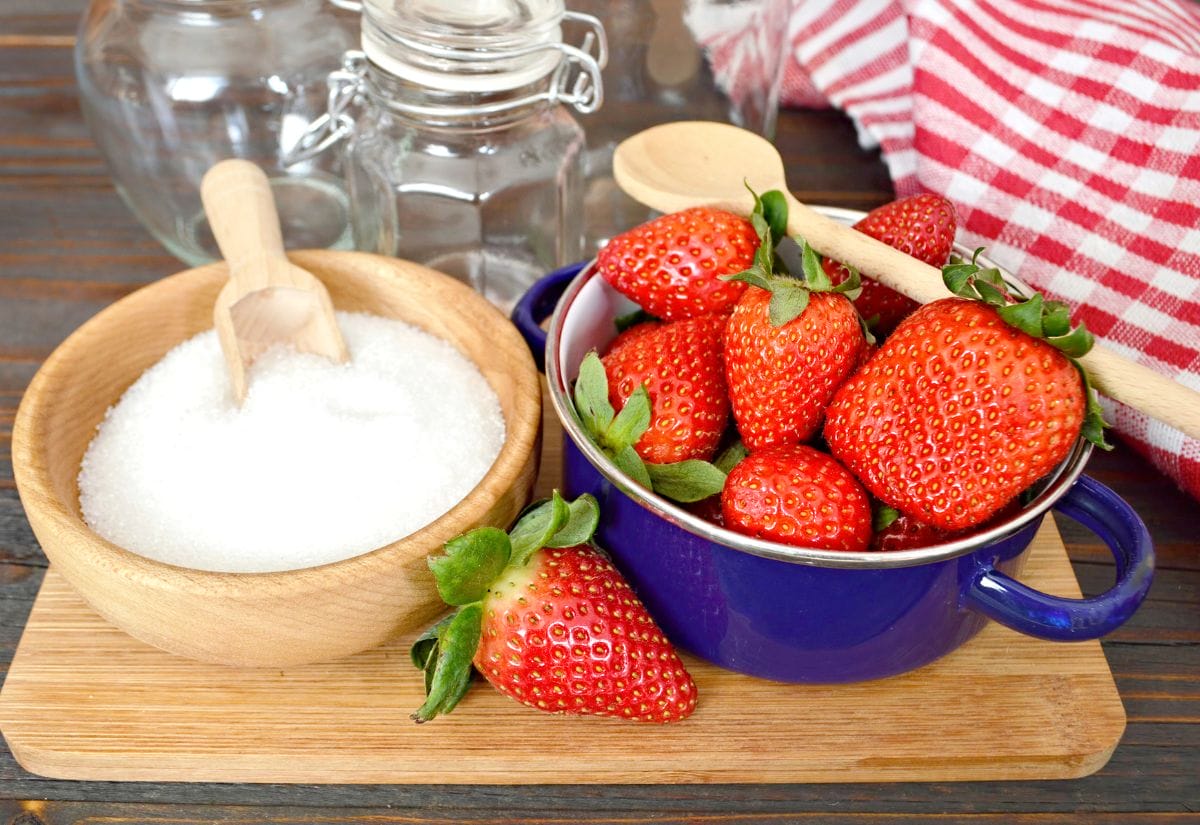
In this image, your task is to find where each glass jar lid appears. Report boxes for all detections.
[362,0,571,93]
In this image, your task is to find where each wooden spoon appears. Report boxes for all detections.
[613,120,1200,441]
[201,160,348,403]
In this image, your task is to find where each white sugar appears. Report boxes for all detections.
[78,312,506,573]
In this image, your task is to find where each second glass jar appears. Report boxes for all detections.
[333,0,603,312]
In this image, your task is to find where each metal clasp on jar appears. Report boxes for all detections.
[283,11,607,166]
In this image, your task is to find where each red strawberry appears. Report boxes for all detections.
[603,319,663,359]
[721,444,872,551]
[602,313,730,464]
[824,258,1107,532]
[870,510,956,552]
[725,288,865,450]
[413,493,697,724]
[870,499,1023,552]
[822,194,957,336]
[597,207,758,321]
[474,543,695,722]
[685,494,725,528]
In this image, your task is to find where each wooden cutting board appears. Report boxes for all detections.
[0,410,1126,784]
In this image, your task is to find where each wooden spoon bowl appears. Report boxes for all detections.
[11,250,541,667]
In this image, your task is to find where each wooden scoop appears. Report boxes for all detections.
[201,159,348,403]
[613,120,1200,441]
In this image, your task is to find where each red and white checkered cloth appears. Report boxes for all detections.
[698,0,1200,501]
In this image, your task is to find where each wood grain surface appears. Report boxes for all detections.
[0,1,1197,823]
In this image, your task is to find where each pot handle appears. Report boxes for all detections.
[511,262,587,371]
[962,475,1154,641]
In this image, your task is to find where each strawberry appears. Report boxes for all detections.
[822,194,957,336]
[413,493,697,724]
[600,313,730,464]
[723,239,867,450]
[869,500,1023,552]
[824,253,1109,532]
[603,319,662,358]
[869,508,956,552]
[721,444,872,551]
[597,206,758,321]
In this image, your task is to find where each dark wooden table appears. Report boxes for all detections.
[2,2,1198,823]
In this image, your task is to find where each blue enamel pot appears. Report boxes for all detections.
[512,211,1155,684]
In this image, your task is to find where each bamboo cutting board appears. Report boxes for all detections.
[0,414,1126,784]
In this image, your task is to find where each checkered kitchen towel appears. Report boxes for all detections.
[696,0,1200,501]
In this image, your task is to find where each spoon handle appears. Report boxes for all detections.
[780,191,1200,441]
[200,160,291,293]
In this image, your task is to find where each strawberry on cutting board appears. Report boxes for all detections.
[413,492,697,724]
[597,206,759,321]
[822,193,957,336]
[721,444,873,551]
[823,253,1109,532]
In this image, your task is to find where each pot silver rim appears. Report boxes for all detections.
[544,205,1094,570]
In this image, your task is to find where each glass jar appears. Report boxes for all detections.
[75,0,358,266]
[295,0,604,312]
[572,0,792,252]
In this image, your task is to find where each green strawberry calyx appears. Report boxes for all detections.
[411,491,600,723]
[572,351,728,503]
[873,503,902,533]
[722,186,865,330]
[942,248,1111,450]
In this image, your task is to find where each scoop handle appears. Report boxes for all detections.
[201,160,290,291]
[778,190,1200,441]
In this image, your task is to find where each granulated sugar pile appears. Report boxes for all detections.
[78,312,505,573]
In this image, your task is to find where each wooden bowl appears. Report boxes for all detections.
[11,250,541,667]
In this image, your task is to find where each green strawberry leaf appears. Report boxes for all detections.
[943,248,990,299]
[410,613,455,673]
[997,293,1045,338]
[759,190,789,244]
[753,228,777,276]
[645,459,727,503]
[606,384,652,452]
[768,280,811,326]
[508,491,570,566]
[1049,323,1095,358]
[974,264,1009,292]
[973,277,1009,308]
[723,266,773,290]
[800,240,833,291]
[427,527,512,606]
[612,443,652,489]
[713,439,749,474]
[574,351,614,437]
[750,209,770,244]
[614,308,657,333]
[547,493,601,547]
[1042,300,1072,338]
[942,262,976,296]
[746,182,787,247]
[873,504,901,533]
[1080,374,1113,450]
[830,264,864,302]
[412,603,483,723]
[856,310,878,346]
